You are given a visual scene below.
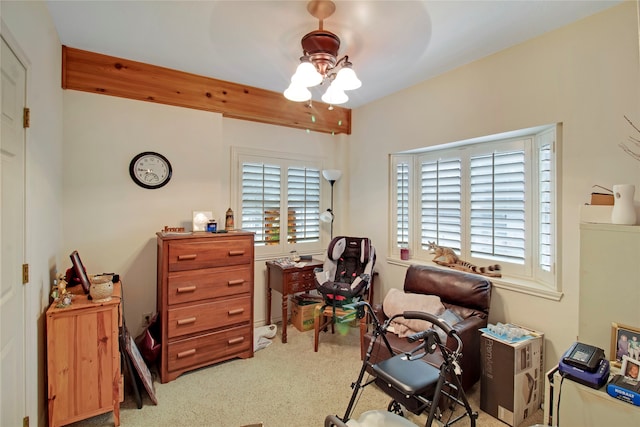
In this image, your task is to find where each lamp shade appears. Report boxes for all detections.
[319,210,334,223]
[321,84,348,105]
[322,169,342,182]
[291,60,323,87]
[333,65,362,91]
[284,83,312,102]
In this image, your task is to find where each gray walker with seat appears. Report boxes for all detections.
[325,302,478,427]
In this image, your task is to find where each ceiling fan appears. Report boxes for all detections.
[284,0,361,106]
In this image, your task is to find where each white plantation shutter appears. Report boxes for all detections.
[234,148,324,255]
[241,162,281,245]
[396,162,410,247]
[537,132,554,275]
[420,158,462,251]
[389,125,558,292]
[470,150,526,264]
[287,167,320,244]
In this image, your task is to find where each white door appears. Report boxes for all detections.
[0,36,27,426]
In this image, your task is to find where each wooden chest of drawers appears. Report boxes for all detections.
[157,231,254,383]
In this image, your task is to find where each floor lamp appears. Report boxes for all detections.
[320,169,342,239]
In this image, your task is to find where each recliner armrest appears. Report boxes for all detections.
[448,314,485,348]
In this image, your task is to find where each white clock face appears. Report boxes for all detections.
[129,152,172,189]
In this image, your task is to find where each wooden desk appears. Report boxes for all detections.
[266,260,323,343]
[46,282,122,427]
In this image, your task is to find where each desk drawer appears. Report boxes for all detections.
[168,237,252,272]
[167,296,251,339]
[167,266,252,305]
[289,279,317,293]
[167,325,251,372]
[286,269,317,293]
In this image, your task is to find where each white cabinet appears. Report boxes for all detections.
[579,223,640,355]
[551,371,640,427]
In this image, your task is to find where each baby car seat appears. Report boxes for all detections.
[315,236,375,305]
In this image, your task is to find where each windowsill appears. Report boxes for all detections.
[387,257,563,301]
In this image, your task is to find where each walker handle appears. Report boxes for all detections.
[403,310,455,337]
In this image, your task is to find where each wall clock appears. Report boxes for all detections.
[129,151,172,189]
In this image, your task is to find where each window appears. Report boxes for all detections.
[390,124,559,292]
[232,147,323,257]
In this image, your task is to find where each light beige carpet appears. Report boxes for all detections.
[70,324,543,427]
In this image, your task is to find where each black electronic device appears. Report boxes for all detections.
[561,342,605,373]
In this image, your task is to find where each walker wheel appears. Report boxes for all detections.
[387,400,404,417]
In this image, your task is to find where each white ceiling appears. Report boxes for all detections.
[46,0,623,109]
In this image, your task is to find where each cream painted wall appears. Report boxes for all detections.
[62,92,341,334]
[3,2,638,425]
[1,1,64,426]
[349,2,640,373]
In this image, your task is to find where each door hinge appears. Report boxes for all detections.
[22,264,29,284]
[23,107,30,128]
[23,416,29,427]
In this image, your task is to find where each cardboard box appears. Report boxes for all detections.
[290,299,322,332]
[480,328,544,427]
[590,193,614,205]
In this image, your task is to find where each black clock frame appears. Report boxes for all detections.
[129,151,172,189]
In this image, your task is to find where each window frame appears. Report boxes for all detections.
[389,124,561,297]
[232,147,325,259]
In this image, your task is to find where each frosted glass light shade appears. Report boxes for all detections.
[322,169,342,182]
[321,84,348,105]
[291,61,323,87]
[284,83,312,102]
[333,66,362,91]
[319,210,334,223]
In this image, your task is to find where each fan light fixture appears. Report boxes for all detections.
[320,169,342,238]
[284,1,361,107]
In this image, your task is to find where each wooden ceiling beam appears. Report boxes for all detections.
[61,46,351,135]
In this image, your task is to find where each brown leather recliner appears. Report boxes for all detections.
[363,264,492,391]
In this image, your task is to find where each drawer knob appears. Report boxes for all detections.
[228,279,245,286]
[177,254,197,261]
[228,250,245,256]
[177,317,196,325]
[228,308,244,316]
[228,337,245,345]
[177,349,196,358]
[177,285,197,293]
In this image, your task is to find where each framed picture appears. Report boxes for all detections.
[621,355,640,380]
[124,326,157,405]
[69,250,91,294]
[610,322,640,367]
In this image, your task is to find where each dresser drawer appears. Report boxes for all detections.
[167,237,252,272]
[167,266,252,305]
[167,296,251,339]
[167,325,251,372]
